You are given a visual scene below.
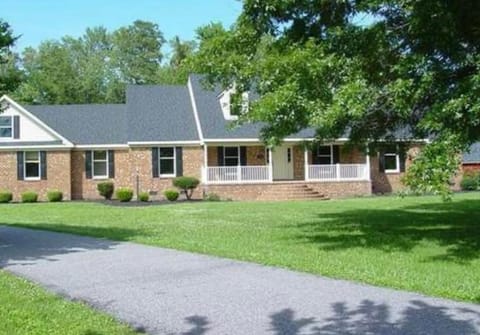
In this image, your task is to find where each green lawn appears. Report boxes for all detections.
[0,271,137,335]
[1,193,479,303]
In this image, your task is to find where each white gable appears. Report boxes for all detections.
[0,96,72,146]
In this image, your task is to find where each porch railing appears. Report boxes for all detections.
[205,165,271,184]
[307,164,369,181]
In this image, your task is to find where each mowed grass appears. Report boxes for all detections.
[1,192,479,303]
[0,271,138,335]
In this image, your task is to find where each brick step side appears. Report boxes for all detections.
[257,184,329,201]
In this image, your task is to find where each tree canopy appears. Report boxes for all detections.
[192,0,480,197]
[0,20,21,97]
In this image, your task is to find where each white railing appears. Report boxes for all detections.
[307,164,369,181]
[205,165,270,184]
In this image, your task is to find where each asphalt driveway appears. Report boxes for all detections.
[1,225,479,335]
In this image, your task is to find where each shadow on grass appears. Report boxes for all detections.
[296,199,480,262]
[269,299,480,335]
[0,225,138,268]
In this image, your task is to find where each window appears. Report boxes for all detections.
[224,146,239,166]
[0,116,12,138]
[317,145,333,165]
[93,150,108,179]
[159,147,175,176]
[384,146,400,173]
[24,151,40,180]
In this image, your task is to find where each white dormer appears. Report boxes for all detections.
[218,87,249,121]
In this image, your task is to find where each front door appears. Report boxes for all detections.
[272,145,294,180]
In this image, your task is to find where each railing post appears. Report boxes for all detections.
[304,148,309,181]
[365,144,371,181]
[268,148,273,182]
[336,163,340,181]
[237,165,241,182]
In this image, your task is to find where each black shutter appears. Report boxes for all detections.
[240,146,247,166]
[379,149,385,173]
[176,147,183,176]
[332,145,340,164]
[85,151,93,179]
[17,151,24,180]
[40,151,47,180]
[152,147,159,178]
[217,147,224,166]
[311,145,320,164]
[399,145,406,173]
[108,150,115,178]
[13,116,20,139]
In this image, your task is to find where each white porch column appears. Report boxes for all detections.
[304,147,309,181]
[203,144,208,184]
[268,148,273,182]
[365,144,371,181]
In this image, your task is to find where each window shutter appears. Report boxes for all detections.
[311,145,319,164]
[13,116,20,139]
[240,146,247,166]
[85,151,93,179]
[217,147,224,166]
[40,151,47,180]
[379,149,385,173]
[152,148,159,178]
[108,150,115,178]
[17,151,24,180]
[175,147,183,176]
[332,145,340,164]
[399,146,406,173]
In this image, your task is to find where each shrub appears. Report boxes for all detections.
[116,188,134,202]
[97,182,114,200]
[164,189,179,201]
[138,192,149,202]
[172,176,200,200]
[460,174,478,191]
[47,190,63,202]
[0,191,13,203]
[204,192,221,201]
[21,192,38,203]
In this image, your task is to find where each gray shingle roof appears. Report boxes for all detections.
[126,85,199,142]
[27,104,127,145]
[463,143,480,163]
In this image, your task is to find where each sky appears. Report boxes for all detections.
[2,0,242,55]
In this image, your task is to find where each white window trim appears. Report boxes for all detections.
[223,146,240,166]
[384,149,400,174]
[92,150,109,180]
[317,144,333,165]
[159,146,176,177]
[24,151,41,181]
[0,115,13,139]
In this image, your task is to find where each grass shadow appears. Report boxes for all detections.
[295,199,480,262]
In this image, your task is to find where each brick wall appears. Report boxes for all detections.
[71,150,132,200]
[370,145,421,194]
[0,150,71,201]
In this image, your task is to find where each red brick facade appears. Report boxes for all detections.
[1,142,458,201]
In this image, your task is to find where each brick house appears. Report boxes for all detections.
[462,143,480,175]
[0,75,420,201]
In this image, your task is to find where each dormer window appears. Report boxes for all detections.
[218,88,249,120]
[0,116,12,138]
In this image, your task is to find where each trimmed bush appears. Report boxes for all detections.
[138,192,149,202]
[204,192,221,202]
[21,192,38,203]
[116,188,134,202]
[97,182,114,200]
[47,190,63,202]
[164,189,179,201]
[172,176,200,200]
[460,174,478,191]
[0,191,13,203]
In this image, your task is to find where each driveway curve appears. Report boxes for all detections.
[1,226,479,335]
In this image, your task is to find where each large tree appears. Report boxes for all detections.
[193,0,480,197]
[0,20,22,96]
